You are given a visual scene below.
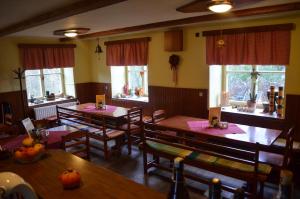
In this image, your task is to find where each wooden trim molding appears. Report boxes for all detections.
[18,44,77,48]
[202,23,295,36]
[61,2,300,41]
[104,37,151,46]
[0,0,127,37]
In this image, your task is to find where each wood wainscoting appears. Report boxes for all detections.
[75,82,208,118]
[0,90,27,122]
[1,83,298,140]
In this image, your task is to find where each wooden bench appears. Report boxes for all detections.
[57,106,125,160]
[141,124,272,198]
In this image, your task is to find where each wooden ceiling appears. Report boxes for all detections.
[1,0,300,39]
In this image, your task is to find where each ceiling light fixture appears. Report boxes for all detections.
[208,0,232,13]
[53,28,90,38]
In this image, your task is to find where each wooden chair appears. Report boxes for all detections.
[62,131,90,160]
[88,117,125,160]
[120,107,143,155]
[259,126,295,170]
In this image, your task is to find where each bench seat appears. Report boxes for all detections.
[146,140,192,158]
[146,140,272,175]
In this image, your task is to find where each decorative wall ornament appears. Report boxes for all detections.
[217,30,225,48]
[169,54,180,85]
[95,38,103,60]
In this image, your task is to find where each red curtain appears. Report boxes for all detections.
[106,43,124,66]
[19,44,76,69]
[206,30,291,65]
[105,38,150,66]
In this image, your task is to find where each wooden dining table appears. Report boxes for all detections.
[62,103,129,119]
[0,150,165,199]
[155,115,282,147]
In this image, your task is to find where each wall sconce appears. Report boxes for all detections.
[95,38,103,60]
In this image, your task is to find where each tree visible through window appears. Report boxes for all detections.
[226,65,285,103]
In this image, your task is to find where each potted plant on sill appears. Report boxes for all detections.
[247,68,260,109]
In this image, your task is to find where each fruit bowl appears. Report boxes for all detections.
[14,144,45,164]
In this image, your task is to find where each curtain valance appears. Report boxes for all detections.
[105,37,150,66]
[204,24,293,65]
[19,44,76,69]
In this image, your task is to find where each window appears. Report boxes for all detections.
[25,67,75,99]
[226,65,285,103]
[209,65,286,107]
[111,66,148,102]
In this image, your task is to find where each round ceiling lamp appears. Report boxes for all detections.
[208,0,232,13]
[53,28,90,38]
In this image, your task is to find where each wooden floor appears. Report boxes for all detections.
[89,145,300,199]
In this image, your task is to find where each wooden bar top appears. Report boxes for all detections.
[0,150,165,199]
[156,115,282,146]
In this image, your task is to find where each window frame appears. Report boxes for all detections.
[110,65,149,102]
[25,68,75,99]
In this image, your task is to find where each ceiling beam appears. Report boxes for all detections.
[62,2,300,41]
[0,0,127,37]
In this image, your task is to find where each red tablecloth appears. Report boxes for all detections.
[2,130,71,151]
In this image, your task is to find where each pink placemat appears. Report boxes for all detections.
[187,120,245,135]
[83,105,117,113]
[2,135,26,151]
[46,130,71,149]
[2,131,71,151]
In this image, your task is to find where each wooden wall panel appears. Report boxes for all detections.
[75,82,94,104]
[0,90,27,122]
[84,82,208,118]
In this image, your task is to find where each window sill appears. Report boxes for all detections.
[28,97,76,108]
[112,96,149,103]
[221,106,284,119]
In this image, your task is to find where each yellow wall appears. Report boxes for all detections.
[1,13,300,95]
[89,13,300,95]
[0,37,91,93]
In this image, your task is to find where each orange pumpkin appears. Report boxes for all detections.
[59,169,81,189]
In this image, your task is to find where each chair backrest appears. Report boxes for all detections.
[152,110,166,123]
[62,131,90,160]
[283,125,295,168]
[127,107,143,126]
[143,123,260,175]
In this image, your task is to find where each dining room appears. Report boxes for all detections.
[1,0,300,199]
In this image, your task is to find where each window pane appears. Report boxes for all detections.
[128,66,144,92]
[43,68,61,74]
[44,74,63,95]
[25,70,40,76]
[65,84,75,97]
[257,73,285,102]
[256,65,285,72]
[64,68,75,84]
[25,75,43,98]
[227,72,251,101]
[226,65,252,72]
[111,66,126,97]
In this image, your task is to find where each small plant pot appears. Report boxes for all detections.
[247,100,256,109]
